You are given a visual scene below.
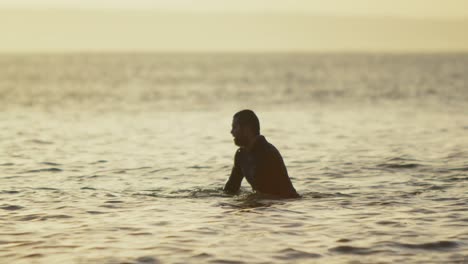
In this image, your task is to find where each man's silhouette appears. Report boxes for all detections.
[224,110,299,198]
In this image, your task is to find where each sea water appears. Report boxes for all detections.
[0,53,467,263]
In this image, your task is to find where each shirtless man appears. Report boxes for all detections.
[224,109,299,198]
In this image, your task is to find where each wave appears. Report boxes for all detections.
[134,187,351,201]
[22,168,62,173]
[275,248,321,259]
[328,245,388,255]
[135,187,230,199]
[386,241,460,251]
[0,205,24,211]
[377,163,422,169]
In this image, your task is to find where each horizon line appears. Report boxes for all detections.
[2,50,468,56]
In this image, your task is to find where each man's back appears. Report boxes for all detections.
[225,136,299,198]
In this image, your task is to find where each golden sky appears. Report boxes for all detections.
[1,0,468,52]
[2,0,468,18]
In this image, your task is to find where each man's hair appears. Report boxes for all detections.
[234,109,260,135]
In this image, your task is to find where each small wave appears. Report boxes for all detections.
[187,165,211,169]
[27,139,53,145]
[301,192,352,199]
[387,157,419,162]
[0,205,23,211]
[376,156,425,170]
[192,252,213,259]
[40,162,61,166]
[0,232,34,236]
[275,248,321,259]
[291,160,319,164]
[375,220,404,227]
[87,211,107,215]
[21,253,44,258]
[90,160,108,164]
[34,187,60,191]
[427,185,447,191]
[16,214,73,221]
[94,166,152,175]
[16,214,42,221]
[147,168,175,174]
[81,187,97,190]
[33,245,78,249]
[22,168,62,173]
[450,167,468,171]
[394,241,459,251]
[336,238,352,243]
[209,259,244,264]
[105,200,124,203]
[377,163,421,169]
[135,256,160,264]
[40,214,73,221]
[136,187,229,199]
[443,175,468,182]
[130,232,153,236]
[218,200,273,210]
[328,245,384,255]
[0,190,20,194]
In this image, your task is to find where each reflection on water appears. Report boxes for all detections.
[0,54,467,264]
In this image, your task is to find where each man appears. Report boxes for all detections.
[224,109,299,198]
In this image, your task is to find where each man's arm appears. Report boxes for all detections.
[223,151,243,194]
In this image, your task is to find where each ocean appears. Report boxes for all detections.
[1,53,467,263]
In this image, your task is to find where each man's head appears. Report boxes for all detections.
[231,109,260,147]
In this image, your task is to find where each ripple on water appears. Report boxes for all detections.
[192,252,213,259]
[105,200,124,203]
[81,187,97,190]
[0,232,34,236]
[449,166,468,172]
[328,245,387,255]
[129,232,153,236]
[21,253,44,259]
[336,238,352,243]
[15,214,42,221]
[0,205,24,211]
[394,241,460,251]
[375,220,405,227]
[209,260,245,264]
[27,139,53,145]
[302,192,353,199]
[42,214,74,221]
[135,256,161,264]
[426,185,447,191]
[275,248,322,260]
[22,168,62,173]
[40,162,61,166]
[0,190,20,194]
[86,211,107,215]
[377,163,422,169]
[90,160,108,164]
[15,214,73,221]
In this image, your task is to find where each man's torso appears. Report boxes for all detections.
[235,136,299,198]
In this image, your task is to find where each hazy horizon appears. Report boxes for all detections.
[2,0,468,53]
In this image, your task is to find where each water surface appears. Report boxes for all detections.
[1,53,467,263]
